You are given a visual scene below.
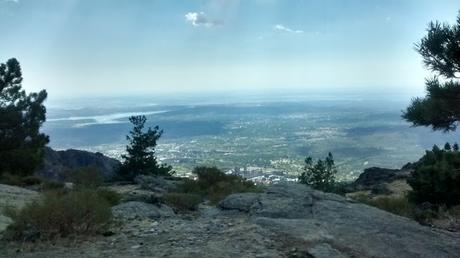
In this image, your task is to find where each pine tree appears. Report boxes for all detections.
[117,115,172,181]
[298,152,337,192]
[0,58,48,177]
[444,142,452,151]
[453,143,459,152]
[403,11,460,131]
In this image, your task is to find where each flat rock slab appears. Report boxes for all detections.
[218,193,259,212]
[221,183,460,258]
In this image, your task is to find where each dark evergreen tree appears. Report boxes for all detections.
[408,146,460,207]
[0,58,48,177]
[444,142,452,151]
[117,115,172,181]
[403,11,460,131]
[298,152,337,192]
[454,143,459,152]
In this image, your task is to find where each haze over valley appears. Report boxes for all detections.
[44,92,458,182]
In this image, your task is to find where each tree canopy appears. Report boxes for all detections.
[403,11,460,131]
[0,58,48,177]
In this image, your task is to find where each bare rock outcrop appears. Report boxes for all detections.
[220,183,460,258]
[3,183,459,257]
[353,167,411,190]
[36,147,120,180]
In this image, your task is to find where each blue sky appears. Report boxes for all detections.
[1,0,459,98]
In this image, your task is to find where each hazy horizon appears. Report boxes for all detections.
[43,87,425,109]
[43,93,459,181]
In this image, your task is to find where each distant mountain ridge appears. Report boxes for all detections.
[36,147,120,180]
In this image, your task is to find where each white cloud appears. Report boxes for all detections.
[273,24,303,34]
[185,12,220,27]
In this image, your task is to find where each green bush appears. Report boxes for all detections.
[68,166,104,189]
[163,192,202,211]
[408,144,460,207]
[3,189,112,241]
[96,188,121,206]
[181,166,259,204]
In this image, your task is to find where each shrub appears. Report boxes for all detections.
[328,181,353,195]
[163,192,202,211]
[408,144,460,207]
[181,178,203,194]
[20,176,43,186]
[181,166,259,204]
[193,166,229,188]
[68,166,104,189]
[3,189,112,241]
[352,194,414,218]
[412,202,438,224]
[96,188,121,206]
[298,153,337,192]
[0,173,42,187]
[40,180,65,191]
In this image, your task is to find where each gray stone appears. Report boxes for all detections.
[0,215,12,233]
[107,184,161,203]
[308,243,349,258]
[134,175,182,192]
[250,183,314,218]
[218,193,259,212]
[112,201,175,221]
[0,184,39,234]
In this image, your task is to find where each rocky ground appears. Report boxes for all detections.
[1,182,459,258]
[0,184,39,234]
